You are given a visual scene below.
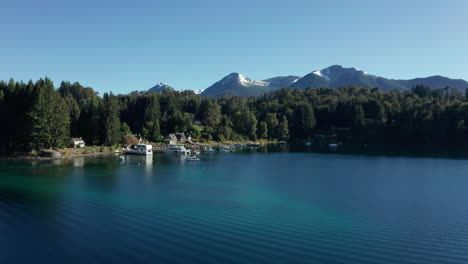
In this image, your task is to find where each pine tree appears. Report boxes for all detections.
[258,121,268,139]
[50,92,70,148]
[277,116,289,140]
[143,120,162,142]
[353,104,365,128]
[28,78,70,150]
[100,93,122,146]
[293,103,316,138]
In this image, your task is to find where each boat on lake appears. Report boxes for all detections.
[123,144,153,155]
[246,142,260,147]
[329,143,338,149]
[203,147,216,153]
[165,145,191,155]
[185,155,200,161]
[219,146,233,152]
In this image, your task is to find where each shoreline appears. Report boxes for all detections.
[0,141,278,161]
[2,151,117,161]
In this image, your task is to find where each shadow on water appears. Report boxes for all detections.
[245,142,468,160]
[0,159,73,217]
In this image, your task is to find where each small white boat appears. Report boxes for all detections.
[123,144,153,155]
[329,143,338,149]
[165,145,191,155]
[204,147,215,153]
[219,146,232,152]
[246,142,260,147]
[185,156,200,161]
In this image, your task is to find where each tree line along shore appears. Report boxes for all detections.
[1,78,468,156]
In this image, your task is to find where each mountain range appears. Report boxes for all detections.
[148,65,468,98]
[149,82,203,95]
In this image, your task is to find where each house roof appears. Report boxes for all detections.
[166,134,177,140]
[175,133,186,140]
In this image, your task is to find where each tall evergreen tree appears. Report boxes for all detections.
[258,121,268,139]
[100,93,122,146]
[277,116,289,140]
[28,78,70,150]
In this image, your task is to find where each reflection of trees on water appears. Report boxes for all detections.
[0,159,71,216]
[119,154,155,184]
[72,156,121,192]
[73,157,85,168]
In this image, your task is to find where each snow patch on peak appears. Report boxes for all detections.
[312,70,322,77]
[223,73,269,87]
[237,73,251,86]
[312,69,330,81]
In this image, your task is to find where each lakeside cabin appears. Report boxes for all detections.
[70,137,85,148]
[164,132,192,145]
[164,134,178,145]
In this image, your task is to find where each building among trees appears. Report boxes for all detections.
[70,137,85,148]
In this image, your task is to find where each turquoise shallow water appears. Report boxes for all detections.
[1,152,468,263]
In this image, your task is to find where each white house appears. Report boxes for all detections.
[164,134,178,145]
[70,137,85,148]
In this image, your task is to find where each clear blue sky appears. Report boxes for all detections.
[1,0,467,94]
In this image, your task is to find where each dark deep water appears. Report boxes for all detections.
[1,152,468,263]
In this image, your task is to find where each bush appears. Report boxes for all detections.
[29,149,38,156]
[123,135,139,145]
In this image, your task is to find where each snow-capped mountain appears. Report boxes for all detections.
[290,65,468,92]
[263,76,301,88]
[148,82,203,95]
[149,66,468,98]
[149,82,175,93]
[290,65,408,91]
[201,73,300,98]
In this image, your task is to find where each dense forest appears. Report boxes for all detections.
[1,78,468,154]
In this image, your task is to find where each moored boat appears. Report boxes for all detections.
[165,145,191,155]
[246,142,260,147]
[329,143,338,149]
[123,144,153,155]
[203,147,216,153]
[185,155,200,161]
[219,146,232,152]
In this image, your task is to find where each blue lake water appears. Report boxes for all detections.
[1,152,468,263]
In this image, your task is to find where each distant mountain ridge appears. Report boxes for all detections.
[148,65,468,98]
[149,83,175,93]
[149,82,203,94]
[289,65,410,92]
[288,65,468,92]
[200,73,301,98]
